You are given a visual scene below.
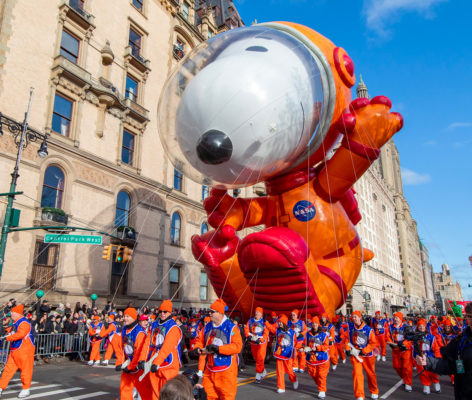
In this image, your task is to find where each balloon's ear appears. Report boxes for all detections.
[453,301,458,306]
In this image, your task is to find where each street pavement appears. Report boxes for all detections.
[1,354,455,399]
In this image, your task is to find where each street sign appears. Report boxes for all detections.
[44,234,102,245]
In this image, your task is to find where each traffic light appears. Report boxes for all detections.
[102,245,112,260]
[115,246,124,263]
[123,247,133,263]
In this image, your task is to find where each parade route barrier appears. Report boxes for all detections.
[0,333,110,369]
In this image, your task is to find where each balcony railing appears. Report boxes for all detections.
[60,0,95,29]
[124,46,151,73]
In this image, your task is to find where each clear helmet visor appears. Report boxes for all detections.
[158,25,330,188]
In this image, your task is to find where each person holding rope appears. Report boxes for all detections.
[344,310,379,400]
[88,315,103,366]
[0,304,35,399]
[386,311,413,392]
[100,313,123,366]
[416,302,472,400]
[244,306,269,383]
[413,319,442,395]
[371,311,388,362]
[193,299,242,400]
[303,316,330,399]
[119,307,151,400]
[288,309,307,373]
[139,299,182,400]
[267,314,299,394]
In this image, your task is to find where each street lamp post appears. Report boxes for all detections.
[35,289,44,317]
[91,294,98,309]
[0,88,49,278]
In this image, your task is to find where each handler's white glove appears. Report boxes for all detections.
[303,346,312,353]
[350,347,360,357]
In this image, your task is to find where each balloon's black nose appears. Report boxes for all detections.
[196,130,233,165]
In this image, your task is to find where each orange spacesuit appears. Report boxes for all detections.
[244,307,269,381]
[141,300,182,400]
[345,311,379,400]
[191,23,403,322]
[195,299,243,400]
[0,305,35,398]
[100,314,123,366]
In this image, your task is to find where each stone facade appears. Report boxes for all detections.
[433,263,463,313]
[0,0,243,309]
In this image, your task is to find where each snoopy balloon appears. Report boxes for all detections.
[158,23,403,318]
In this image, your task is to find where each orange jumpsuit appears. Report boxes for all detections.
[141,318,183,400]
[245,317,269,374]
[386,322,413,386]
[267,323,297,391]
[305,329,330,393]
[371,317,388,357]
[195,317,243,400]
[100,321,123,363]
[120,323,152,400]
[88,321,103,362]
[345,322,379,399]
[414,333,441,387]
[331,322,346,365]
[288,319,307,371]
[0,317,35,390]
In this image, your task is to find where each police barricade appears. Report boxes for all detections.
[0,337,11,369]
[0,333,110,368]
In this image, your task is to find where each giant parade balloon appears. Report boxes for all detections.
[157,22,403,319]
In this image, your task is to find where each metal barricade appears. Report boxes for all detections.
[0,337,11,369]
[0,333,110,367]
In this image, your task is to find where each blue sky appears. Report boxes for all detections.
[234,0,472,300]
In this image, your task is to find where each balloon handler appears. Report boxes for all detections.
[0,305,35,399]
[192,299,242,400]
[160,23,405,320]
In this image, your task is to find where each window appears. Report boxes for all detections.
[121,130,135,165]
[52,93,73,136]
[174,169,183,191]
[182,2,189,19]
[202,185,209,201]
[200,271,208,300]
[60,30,80,64]
[129,28,142,57]
[201,222,208,235]
[70,0,85,9]
[132,0,143,11]
[169,265,181,299]
[31,240,59,290]
[125,75,138,102]
[115,191,131,227]
[41,166,65,208]
[170,212,181,245]
[208,30,213,39]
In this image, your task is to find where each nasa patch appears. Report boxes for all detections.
[293,200,316,222]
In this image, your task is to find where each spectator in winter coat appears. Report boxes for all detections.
[39,300,51,318]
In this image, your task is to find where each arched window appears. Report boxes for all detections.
[201,222,208,234]
[115,191,131,227]
[41,166,65,208]
[171,212,181,245]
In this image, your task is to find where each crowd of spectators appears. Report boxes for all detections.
[0,297,218,363]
